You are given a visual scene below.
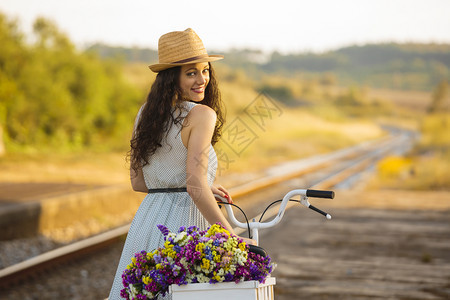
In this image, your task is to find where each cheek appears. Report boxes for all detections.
[179,79,192,94]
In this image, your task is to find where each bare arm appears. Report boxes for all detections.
[185,105,237,235]
[130,165,147,193]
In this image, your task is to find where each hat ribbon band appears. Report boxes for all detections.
[171,54,210,64]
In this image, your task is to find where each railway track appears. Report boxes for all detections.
[0,131,414,294]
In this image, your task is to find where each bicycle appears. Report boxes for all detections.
[170,189,334,300]
[215,188,334,251]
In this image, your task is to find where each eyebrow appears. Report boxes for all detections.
[185,66,209,73]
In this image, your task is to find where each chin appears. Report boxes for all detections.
[190,94,205,102]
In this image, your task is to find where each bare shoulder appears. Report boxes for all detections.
[181,104,217,147]
[188,104,217,125]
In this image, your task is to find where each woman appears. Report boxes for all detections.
[109,28,253,299]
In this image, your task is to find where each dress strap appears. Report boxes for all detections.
[148,187,187,194]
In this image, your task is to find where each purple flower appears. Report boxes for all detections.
[157,224,169,237]
[153,254,161,264]
[121,223,275,299]
[224,272,234,282]
[119,288,128,299]
[187,226,198,234]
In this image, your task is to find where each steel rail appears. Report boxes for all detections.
[241,133,412,236]
[228,135,394,198]
[0,133,411,288]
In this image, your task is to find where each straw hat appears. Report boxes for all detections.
[149,28,223,73]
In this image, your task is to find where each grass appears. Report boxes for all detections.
[369,113,450,190]
[1,63,446,191]
[0,104,384,185]
[122,62,156,95]
[366,87,432,112]
[213,103,384,175]
[0,107,384,184]
[369,152,450,191]
[0,151,130,184]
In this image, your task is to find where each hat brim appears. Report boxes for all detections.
[148,55,224,73]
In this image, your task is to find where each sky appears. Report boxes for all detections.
[1,0,450,54]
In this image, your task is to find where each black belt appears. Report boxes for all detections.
[148,187,187,194]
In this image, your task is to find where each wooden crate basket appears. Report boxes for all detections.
[169,277,276,300]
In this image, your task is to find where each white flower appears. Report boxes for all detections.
[173,264,181,271]
[233,249,248,266]
[185,272,195,283]
[142,289,153,297]
[175,231,188,244]
[229,265,236,273]
[180,257,189,268]
[129,284,139,297]
[196,274,210,283]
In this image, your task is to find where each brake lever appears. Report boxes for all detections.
[300,196,332,219]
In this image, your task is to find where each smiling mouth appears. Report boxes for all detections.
[192,87,204,93]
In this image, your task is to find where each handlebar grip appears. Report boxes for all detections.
[248,245,268,257]
[306,189,335,199]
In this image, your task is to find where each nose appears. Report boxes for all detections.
[196,73,207,85]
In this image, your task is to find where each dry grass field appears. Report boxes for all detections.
[1,63,447,204]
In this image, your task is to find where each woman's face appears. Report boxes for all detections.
[179,62,210,102]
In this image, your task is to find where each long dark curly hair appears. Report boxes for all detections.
[129,63,224,173]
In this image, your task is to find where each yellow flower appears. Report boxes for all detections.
[213,254,221,263]
[142,276,152,285]
[164,241,174,249]
[196,242,204,252]
[166,249,177,259]
[223,238,238,251]
[156,263,163,270]
[126,257,137,269]
[212,271,222,282]
[238,242,246,252]
[206,224,230,237]
[201,258,210,270]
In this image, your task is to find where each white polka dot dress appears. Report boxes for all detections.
[108,101,217,299]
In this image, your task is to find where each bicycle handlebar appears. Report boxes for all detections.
[216,189,333,245]
[306,189,335,199]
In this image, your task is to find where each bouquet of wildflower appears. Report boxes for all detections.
[120,223,274,300]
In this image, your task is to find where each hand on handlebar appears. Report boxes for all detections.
[211,184,233,204]
[240,237,257,246]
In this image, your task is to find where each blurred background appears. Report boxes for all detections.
[0,0,449,187]
[0,0,449,299]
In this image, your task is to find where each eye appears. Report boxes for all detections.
[202,69,210,75]
[186,71,196,77]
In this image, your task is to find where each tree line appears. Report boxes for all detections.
[265,44,450,90]
[91,42,450,91]
[1,11,448,155]
[0,13,142,153]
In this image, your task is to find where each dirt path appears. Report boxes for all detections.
[257,191,450,299]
